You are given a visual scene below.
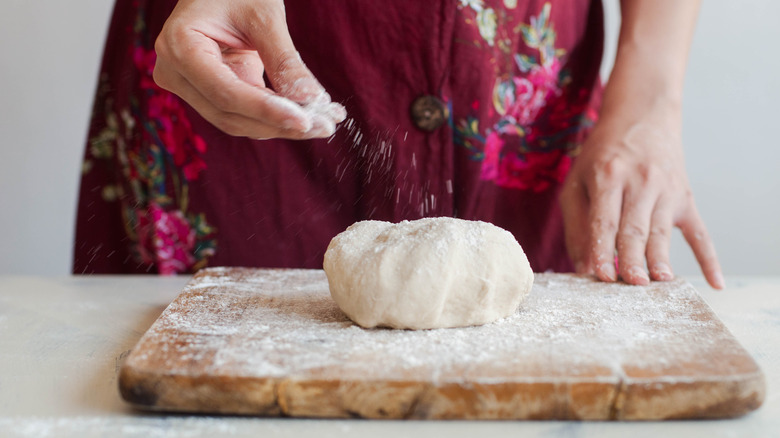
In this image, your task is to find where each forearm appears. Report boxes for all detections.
[561,0,721,289]
[600,0,700,124]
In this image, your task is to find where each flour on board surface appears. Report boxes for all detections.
[128,268,745,384]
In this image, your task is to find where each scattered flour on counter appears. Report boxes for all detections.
[0,416,243,438]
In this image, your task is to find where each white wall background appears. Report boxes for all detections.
[0,1,778,276]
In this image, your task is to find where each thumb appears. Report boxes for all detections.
[238,3,324,104]
[267,51,325,105]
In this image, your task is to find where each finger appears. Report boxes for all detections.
[303,90,348,124]
[155,67,334,139]
[235,5,325,104]
[221,48,267,88]
[587,182,622,282]
[559,179,590,274]
[678,205,725,289]
[616,189,654,286]
[154,30,314,133]
[218,25,347,125]
[645,199,675,282]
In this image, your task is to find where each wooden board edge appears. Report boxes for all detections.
[617,370,766,420]
[260,378,623,420]
[118,366,766,420]
[118,363,281,416]
[118,364,622,420]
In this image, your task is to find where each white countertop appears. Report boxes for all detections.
[0,275,777,437]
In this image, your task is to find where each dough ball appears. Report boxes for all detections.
[323,217,534,329]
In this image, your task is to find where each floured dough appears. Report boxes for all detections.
[323,217,534,329]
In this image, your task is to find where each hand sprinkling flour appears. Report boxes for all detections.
[153,0,345,140]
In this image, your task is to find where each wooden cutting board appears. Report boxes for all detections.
[119,268,765,420]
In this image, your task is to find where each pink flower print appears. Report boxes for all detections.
[494,150,571,192]
[133,46,208,182]
[480,127,529,187]
[135,204,197,275]
[532,87,598,147]
[527,57,561,91]
[454,1,599,193]
[504,64,562,126]
[481,131,503,181]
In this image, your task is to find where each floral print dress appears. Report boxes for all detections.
[73,0,603,274]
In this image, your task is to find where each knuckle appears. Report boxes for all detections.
[636,165,658,189]
[158,25,189,63]
[678,213,704,235]
[271,49,304,77]
[151,64,168,89]
[592,174,620,195]
[645,166,664,185]
[154,28,173,55]
[169,25,190,51]
[153,36,166,59]
[152,40,172,90]
[598,158,625,182]
[620,223,646,240]
[247,2,285,26]
[683,188,696,203]
[632,164,668,195]
[648,225,670,240]
[592,217,618,234]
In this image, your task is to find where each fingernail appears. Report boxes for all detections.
[713,271,726,289]
[282,114,313,133]
[327,102,348,123]
[302,96,347,126]
[286,77,324,103]
[650,263,673,281]
[627,265,650,285]
[268,94,314,132]
[303,115,336,138]
[597,263,617,282]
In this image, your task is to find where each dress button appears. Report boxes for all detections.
[410,95,449,132]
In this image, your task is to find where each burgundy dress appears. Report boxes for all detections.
[74,0,603,274]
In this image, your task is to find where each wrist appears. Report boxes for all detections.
[599,49,684,131]
[597,95,681,139]
[614,40,686,95]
